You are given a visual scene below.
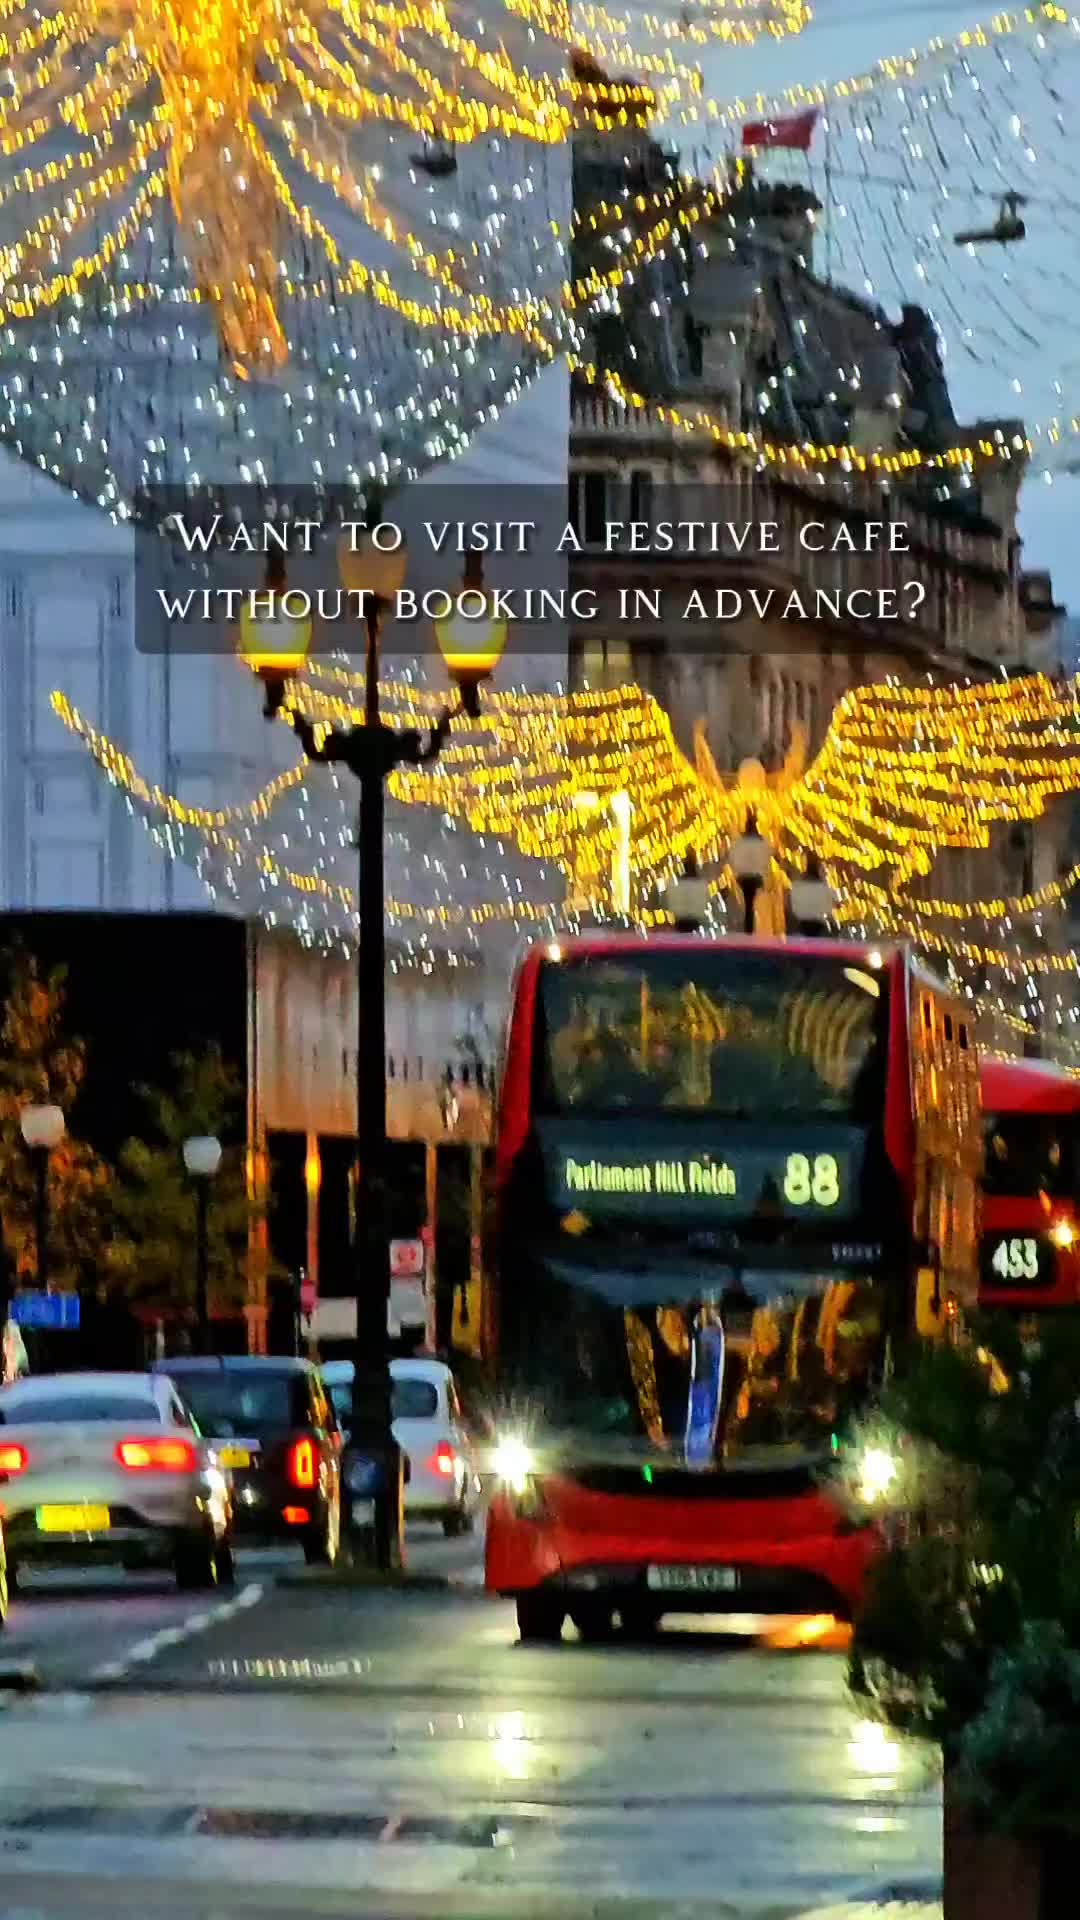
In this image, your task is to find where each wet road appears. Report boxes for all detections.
[0,1526,942,1920]
[0,1529,481,1686]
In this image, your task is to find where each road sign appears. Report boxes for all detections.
[11,1292,80,1331]
[390,1238,425,1278]
[389,1277,425,1335]
[310,1297,358,1340]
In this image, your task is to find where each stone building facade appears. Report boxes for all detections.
[564,130,1067,970]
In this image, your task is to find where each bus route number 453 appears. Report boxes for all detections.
[990,1237,1039,1281]
[783,1153,840,1208]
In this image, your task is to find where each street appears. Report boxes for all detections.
[0,1525,943,1920]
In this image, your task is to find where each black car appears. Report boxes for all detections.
[153,1357,342,1565]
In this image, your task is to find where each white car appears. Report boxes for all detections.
[0,1371,234,1591]
[323,1357,480,1536]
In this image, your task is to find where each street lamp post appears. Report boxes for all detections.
[728,813,772,935]
[19,1104,66,1288]
[0,1216,13,1381]
[788,855,837,936]
[245,515,507,1573]
[182,1135,222,1352]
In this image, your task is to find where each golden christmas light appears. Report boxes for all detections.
[51,667,1080,945]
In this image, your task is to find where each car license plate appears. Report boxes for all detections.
[37,1504,111,1533]
[218,1446,253,1469]
[351,1499,375,1527]
[646,1564,738,1593]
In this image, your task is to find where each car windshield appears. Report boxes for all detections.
[536,950,887,1120]
[169,1375,297,1435]
[0,1392,161,1424]
[327,1377,440,1422]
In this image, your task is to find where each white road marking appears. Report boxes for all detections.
[88,1584,264,1683]
[124,1638,166,1664]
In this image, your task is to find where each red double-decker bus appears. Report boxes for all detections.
[484,933,982,1642]
[980,1056,1080,1309]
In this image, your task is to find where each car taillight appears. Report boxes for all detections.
[288,1437,316,1488]
[0,1443,28,1475]
[429,1441,456,1478]
[116,1437,198,1473]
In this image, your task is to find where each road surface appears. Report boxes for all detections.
[0,1526,942,1920]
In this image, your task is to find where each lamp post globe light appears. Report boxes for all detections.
[182,1135,222,1355]
[665,852,711,933]
[338,523,410,604]
[432,551,509,717]
[238,551,314,719]
[728,813,772,935]
[240,501,508,1572]
[789,856,837,936]
[20,1103,66,1290]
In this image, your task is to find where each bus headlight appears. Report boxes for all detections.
[856,1446,900,1506]
[492,1435,535,1496]
[1051,1219,1075,1250]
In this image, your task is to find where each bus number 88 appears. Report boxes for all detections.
[783,1153,841,1208]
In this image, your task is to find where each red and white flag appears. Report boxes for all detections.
[741,107,820,152]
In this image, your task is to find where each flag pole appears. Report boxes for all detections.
[823,111,833,286]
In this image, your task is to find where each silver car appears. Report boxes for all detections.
[323,1358,481,1536]
[0,1371,234,1592]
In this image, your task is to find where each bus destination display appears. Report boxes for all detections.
[549,1141,857,1219]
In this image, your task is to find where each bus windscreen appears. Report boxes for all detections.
[536,949,887,1122]
[983,1112,1080,1198]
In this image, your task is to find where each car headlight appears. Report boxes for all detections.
[492,1435,535,1496]
[855,1446,900,1506]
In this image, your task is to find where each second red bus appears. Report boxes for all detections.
[980,1055,1080,1309]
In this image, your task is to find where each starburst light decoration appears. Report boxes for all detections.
[0,0,811,521]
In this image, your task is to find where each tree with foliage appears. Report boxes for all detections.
[111,1046,267,1328]
[0,946,112,1288]
[848,1315,1080,1859]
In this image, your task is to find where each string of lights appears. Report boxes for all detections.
[688,2,1080,477]
[50,667,1080,946]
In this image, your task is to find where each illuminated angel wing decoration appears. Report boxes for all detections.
[782,676,1080,909]
[49,669,1080,944]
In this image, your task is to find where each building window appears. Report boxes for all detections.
[782,676,796,750]
[632,640,662,695]
[629,469,653,525]
[571,637,633,691]
[569,469,610,546]
[766,677,781,758]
